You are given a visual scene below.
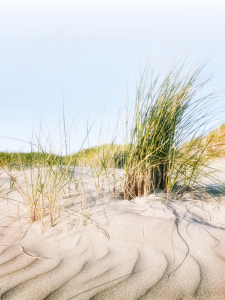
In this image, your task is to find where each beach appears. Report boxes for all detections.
[0,160,225,299]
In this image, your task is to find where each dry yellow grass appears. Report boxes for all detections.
[205,123,225,157]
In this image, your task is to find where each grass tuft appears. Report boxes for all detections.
[122,59,224,200]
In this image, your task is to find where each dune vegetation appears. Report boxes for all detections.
[122,61,224,200]
[0,58,224,229]
[204,123,225,156]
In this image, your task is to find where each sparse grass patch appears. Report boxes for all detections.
[0,149,75,227]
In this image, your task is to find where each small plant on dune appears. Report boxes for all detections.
[1,133,76,228]
[123,59,223,200]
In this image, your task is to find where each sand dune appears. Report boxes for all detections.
[0,162,225,299]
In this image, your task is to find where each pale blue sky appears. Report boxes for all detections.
[1,0,225,153]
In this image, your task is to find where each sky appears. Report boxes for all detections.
[0,0,225,153]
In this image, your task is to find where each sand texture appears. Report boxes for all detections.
[0,161,225,299]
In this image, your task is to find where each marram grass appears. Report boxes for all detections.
[0,57,224,229]
[122,60,223,200]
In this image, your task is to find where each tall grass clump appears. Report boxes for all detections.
[123,59,223,200]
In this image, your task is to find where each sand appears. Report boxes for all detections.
[0,160,225,299]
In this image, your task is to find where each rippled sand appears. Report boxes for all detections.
[0,161,225,300]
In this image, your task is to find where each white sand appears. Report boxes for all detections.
[0,161,225,299]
